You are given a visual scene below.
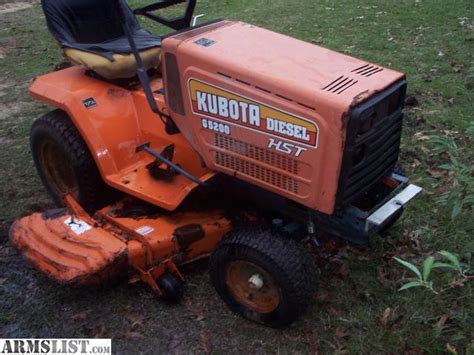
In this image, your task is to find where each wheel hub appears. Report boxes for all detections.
[248,274,264,289]
[225,261,280,314]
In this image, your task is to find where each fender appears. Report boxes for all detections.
[29,67,143,177]
[29,67,215,211]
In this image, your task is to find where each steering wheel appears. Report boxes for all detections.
[133,0,197,30]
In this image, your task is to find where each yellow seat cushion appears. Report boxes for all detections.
[64,47,161,80]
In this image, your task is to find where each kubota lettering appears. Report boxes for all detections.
[196,91,261,127]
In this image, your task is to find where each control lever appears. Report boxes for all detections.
[136,143,208,187]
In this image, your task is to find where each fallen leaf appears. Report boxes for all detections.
[425,109,442,116]
[437,314,449,327]
[404,347,420,355]
[71,311,89,321]
[420,145,431,155]
[442,130,459,136]
[414,132,430,141]
[329,307,343,317]
[437,184,451,193]
[380,307,392,326]
[411,159,422,168]
[446,343,458,354]
[0,278,6,285]
[334,346,348,355]
[124,331,145,340]
[335,262,350,278]
[315,291,330,302]
[408,230,422,250]
[451,62,464,73]
[306,329,320,355]
[93,325,108,338]
[188,304,207,322]
[377,267,391,287]
[335,326,350,339]
[126,313,145,328]
[199,332,214,354]
[427,169,446,178]
[415,117,426,127]
[390,315,406,330]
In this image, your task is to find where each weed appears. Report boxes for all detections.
[395,251,473,294]
[429,135,474,218]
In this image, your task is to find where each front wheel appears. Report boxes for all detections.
[209,228,319,327]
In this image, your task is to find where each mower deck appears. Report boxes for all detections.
[10,211,127,286]
[10,196,231,292]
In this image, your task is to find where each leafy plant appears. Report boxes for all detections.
[467,121,474,137]
[466,66,474,90]
[433,251,471,278]
[394,256,437,293]
[429,135,474,219]
[395,251,472,294]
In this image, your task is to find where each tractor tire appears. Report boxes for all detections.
[209,227,319,328]
[30,110,114,213]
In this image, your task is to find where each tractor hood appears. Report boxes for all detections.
[161,21,406,215]
[163,21,405,120]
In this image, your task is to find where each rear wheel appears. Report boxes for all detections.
[30,110,114,213]
[209,228,319,327]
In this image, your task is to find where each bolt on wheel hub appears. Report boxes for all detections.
[225,260,280,313]
[248,274,264,289]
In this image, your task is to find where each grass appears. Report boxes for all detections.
[0,0,473,353]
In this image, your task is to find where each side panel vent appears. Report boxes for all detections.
[216,152,299,194]
[322,76,358,94]
[214,134,299,174]
[351,64,384,77]
[214,134,300,193]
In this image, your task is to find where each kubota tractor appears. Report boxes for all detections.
[10,0,422,327]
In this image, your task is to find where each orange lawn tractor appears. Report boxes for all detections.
[10,0,422,327]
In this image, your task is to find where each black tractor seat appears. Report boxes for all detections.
[42,0,162,80]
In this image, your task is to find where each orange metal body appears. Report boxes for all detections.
[10,197,231,290]
[162,21,405,215]
[29,68,215,211]
[29,21,405,216]
[15,20,406,288]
